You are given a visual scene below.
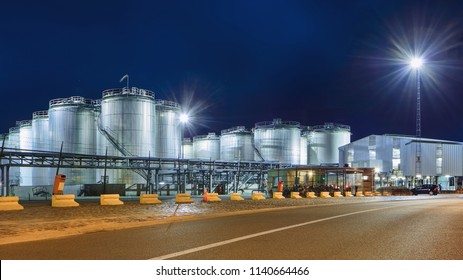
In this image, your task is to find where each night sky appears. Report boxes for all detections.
[1,0,463,141]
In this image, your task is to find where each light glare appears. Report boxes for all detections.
[180,113,189,124]
[410,57,423,69]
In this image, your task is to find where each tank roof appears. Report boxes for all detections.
[193,132,220,141]
[308,122,351,132]
[32,110,49,119]
[255,118,300,129]
[221,126,251,135]
[49,96,95,108]
[102,87,154,99]
[16,120,32,127]
[9,127,20,133]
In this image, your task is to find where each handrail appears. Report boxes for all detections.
[193,133,220,141]
[155,99,180,108]
[102,87,154,99]
[32,111,49,119]
[255,119,300,128]
[49,96,94,107]
[308,122,351,132]
[221,126,251,135]
[16,120,32,127]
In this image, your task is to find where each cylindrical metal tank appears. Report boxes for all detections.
[182,138,193,159]
[100,87,156,184]
[48,96,97,184]
[193,133,220,160]
[253,119,301,164]
[7,127,20,186]
[300,132,308,165]
[220,126,254,161]
[307,123,351,165]
[18,120,33,186]
[32,111,51,186]
[155,99,182,158]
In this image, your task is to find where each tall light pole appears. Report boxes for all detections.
[410,57,423,186]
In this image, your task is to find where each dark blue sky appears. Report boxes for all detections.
[1,0,463,141]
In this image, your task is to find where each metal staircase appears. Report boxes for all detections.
[96,115,150,183]
[252,142,265,162]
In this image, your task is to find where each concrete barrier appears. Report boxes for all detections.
[230,193,244,201]
[176,193,194,204]
[252,192,266,200]
[382,191,391,196]
[320,191,332,198]
[333,191,343,198]
[52,194,79,207]
[273,192,285,199]
[0,196,24,211]
[355,192,364,197]
[345,191,353,197]
[373,191,382,196]
[140,194,162,204]
[100,194,124,206]
[204,193,221,202]
[291,192,302,199]
[306,192,317,198]
[364,191,373,197]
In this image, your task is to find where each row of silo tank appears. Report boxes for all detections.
[182,120,351,165]
[182,119,304,164]
[3,87,186,187]
[3,89,351,187]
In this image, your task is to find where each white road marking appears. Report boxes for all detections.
[150,205,398,260]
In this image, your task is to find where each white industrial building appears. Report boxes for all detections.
[339,134,463,190]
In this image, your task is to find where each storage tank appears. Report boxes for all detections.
[300,132,308,165]
[220,126,254,161]
[253,119,301,164]
[48,96,98,184]
[193,133,220,160]
[182,138,193,159]
[307,123,351,165]
[155,99,182,158]
[18,120,33,186]
[32,111,51,185]
[7,127,20,186]
[100,87,156,184]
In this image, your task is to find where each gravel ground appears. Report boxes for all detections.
[0,194,453,245]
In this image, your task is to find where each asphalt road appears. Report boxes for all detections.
[1,197,462,259]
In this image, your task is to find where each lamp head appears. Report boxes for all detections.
[410,57,423,69]
[180,113,189,124]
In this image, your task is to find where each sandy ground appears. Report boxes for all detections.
[0,195,451,245]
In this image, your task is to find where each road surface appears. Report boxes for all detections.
[1,197,462,259]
